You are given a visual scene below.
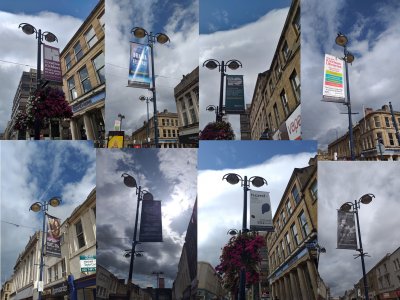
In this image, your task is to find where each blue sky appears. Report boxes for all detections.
[302,0,400,148]
[200,0,290,34]
[199,140,317,170]
[1,141,96,284]
[96,149,197,288]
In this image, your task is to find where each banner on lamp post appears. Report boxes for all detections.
[225,75,245,114]
[46,214,62,257]
[128,42,151,89]
[285,105,301,140]
[114,120,121,131]
[250,191,273,232]
[337,210,357,250]
[139,200,163,242]
[322,54,346,102]
[43,44,62,83]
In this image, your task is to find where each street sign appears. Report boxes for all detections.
[80,255,96,272]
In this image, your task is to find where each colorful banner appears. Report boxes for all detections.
[43,44,62,82]
[285,105,301,140]
[107,131,124,148]
[46,214,62,257]
[139,200,163,242]
[322,54,345,101]
[225,75,245,114]
[337,210,357,250]
[250,191,274,232]
[128,42,151,89]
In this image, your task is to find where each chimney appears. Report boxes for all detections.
[381,105,389,112]
[364,107,373,116]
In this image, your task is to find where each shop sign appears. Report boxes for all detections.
[285,105,301,140]
[51,282,68,296]
[71,91,105,113]
[80,255,96,272]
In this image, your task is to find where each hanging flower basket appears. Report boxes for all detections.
[199,120,236,140]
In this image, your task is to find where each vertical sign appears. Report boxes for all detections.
[337,210,357,249]
[250,191,274,231]
[322,54,345,101]
[225,75,245,114]
[43,44,62,83]
[114,120,121,131]
[128,42,151,89]
[139,201,163,242]
[46,214,62,257]
[285,105,302,140]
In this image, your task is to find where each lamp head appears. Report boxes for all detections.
[203,60,219,70]
[250,176,267,188]
[335,33,348,47]
[340,202,352,212]
[206,105,216,112]
[360,193,374,205]
[345,52,355,64]
[29,202,42,212]
[139,95,146,101]
[227,229,238,236]
[48,197,61,207]
[19,23,36,35]
[156,33,170,44]
[121,173,137,188]
[124,251,131,258]
[142,191,154,201]
[320,247,327,253]
[43,32,58,43]
[223,173,241,185]
[226,60,242,70]
[132,27,147,39]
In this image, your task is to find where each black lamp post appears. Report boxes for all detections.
[335,33,355,161]
[121,173,154,285]
[131,27,170,148]
[339,193,375,300]
[29,197,62,300]
[118,114,125,131]
[203,59,242,122]
[222,173,267,300]
[139,95,153,145]
[19,23,58,140]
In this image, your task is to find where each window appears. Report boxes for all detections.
[186,94,193,107]
[74,41,84,61]
[286,200,292,216]
[162,119,165,126]
[389,133,395,146]
[190,108,197,123]
[79,66,92,93]
[167,129,171,137]
[61,259,66,276]
[285,233,292,254]
[48,268,52,283]
[280,210,286,224]
[292,8,300,33]
[75,220,86,249]
[54,266,58,280]
[298,210,310,237]
[172,130,176,137]
[282,41,290,60]
[84,26,98,48]
[98,12,105,30]
[291,185,300,203]
[181,100,186,110]
[92,52,105,84]
[163,129,166,137]
[290,69,300,103]
[67,77,78,100]
[92,206,96,219]
[183,112,189,126]
[281,240,285,257]
[273,104,280,126]
[291,223,300,245]
[310,180,317,200]
[65,54,72,70]
[269,80,274,96]
[374,116,381,128]
[280,90,290,116]
[385,117,391,127]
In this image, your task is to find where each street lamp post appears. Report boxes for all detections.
[206,105,219,122]
[121,173,154,285]
[132,27,170,148]
[339,193,375,300]
[222,173,267,300]
[118,114,125,131]
[139,95,153,145]
[335,33,355,160]
[19,23,58,140]
[29,197,62,300]
[203,59,242,122]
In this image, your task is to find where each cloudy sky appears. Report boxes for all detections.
[0,0,99,134]
[198,140,316,269]
[318,162,400,297]
[199,0,290,139]
[105,0,199,135]
[96,148,197,288]
[302,0,400,148]
[0,141,96,284]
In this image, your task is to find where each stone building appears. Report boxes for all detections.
[267,157,319,300]
[131,109,180,148]
[328,105,400,161]
[60,0,105,142]
[1,280,13,300]
[197,262,228,300]
[248,0,301,140]
[173,67,199,147]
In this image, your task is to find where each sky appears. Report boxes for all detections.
[197,141,317,270]
[302,0,400,149]
[318,162,400,297]
[96,148,197,288]
[104,0,199,135]
[0,0,99,134]
[199,1,291,139]
[0,141,96,284]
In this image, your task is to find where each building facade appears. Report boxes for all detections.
[328,105,400,161]
[60,0,105,143]
[131,109,180,148]
[267,157,319,300]
[197,262,228,300]
[173,67,199,147]
[248,0,300,140]
[1,280,13,300]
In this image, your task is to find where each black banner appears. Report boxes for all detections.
[337,210,357,250]
[139,201,163,242]
[46,214,62,257]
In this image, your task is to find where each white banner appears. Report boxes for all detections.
[114,120,121,131]
[285,105,301,140]
[250,190,273,231]
[322,54,345,100]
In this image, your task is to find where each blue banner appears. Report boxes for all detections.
[128,42,151,89]
[225,75,245,114]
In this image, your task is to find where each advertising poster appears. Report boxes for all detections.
[46,214,62,257]
[43,44,62,83]
[107,131,124,148]
[250,190,274,231]
[139,200,163,242]
[285,105,302,140]
[337,210,357,250]
[322,54,345,101]
[128,42,151,89]
[225,75,245,114]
